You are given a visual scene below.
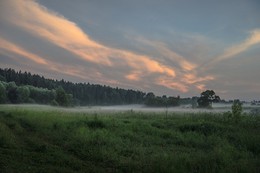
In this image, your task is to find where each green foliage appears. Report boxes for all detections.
[0,74,6,82]
[198,90,220,108]
[28,86,56,104]
[55,86,71,107]
[0,68,146,105]
[232,100,243,121]
[50,99,59,106]
[178,122,224,136]
[145,93,180,107]
[17,86,30,103]
[6,82,18,103]
[223,111,233,121]
[87,118,106,129]
[1,78,72,106]
[0,107,259,173]
[0,82,7,103]
[6,81,17,91]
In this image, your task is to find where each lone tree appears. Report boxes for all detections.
[197,90,220,108]
[55,86,69,107]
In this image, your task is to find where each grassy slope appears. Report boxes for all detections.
[0,107,259,173]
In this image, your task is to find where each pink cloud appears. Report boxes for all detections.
[0,37,48,65]
[4,0,176,78]
[132,37,197,71]
[182,73,214,84]
[1,0,217,94]
[156,77,189,93]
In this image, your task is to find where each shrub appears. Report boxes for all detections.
[50,99,59,106]
[232,100,242,122]
[223,111,233,121]
[0,82,7,103]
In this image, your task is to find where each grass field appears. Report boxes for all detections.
[0,106,259,173]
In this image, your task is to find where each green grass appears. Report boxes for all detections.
[0,107,259,173]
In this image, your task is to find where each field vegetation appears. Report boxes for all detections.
[0,106,259,173]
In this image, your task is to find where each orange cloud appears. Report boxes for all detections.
[125,72,141,81]
[5,0,112,66]
[133,37,197,71]
[118,51,176,77]
[4,0,176,78]
[0,37,108,83]
[1,0,215,94]
[0,37,48,65]
[156,77,188,93]
[196,84,206,91]
[182,73,214,84]
[135,55,176,76]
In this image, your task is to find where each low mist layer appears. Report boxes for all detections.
[2,103,259,114]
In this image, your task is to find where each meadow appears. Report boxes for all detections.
[0,105,259,173]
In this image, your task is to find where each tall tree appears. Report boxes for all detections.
[197,90,220,108]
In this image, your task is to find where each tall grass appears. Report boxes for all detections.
[0,107,259,173]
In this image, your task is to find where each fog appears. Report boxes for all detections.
[2,103,259,114]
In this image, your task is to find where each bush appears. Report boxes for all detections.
[50,99,59,106]
[17,86,30,103]
[223,111,232,121]
[232,100,242,122]
[55,87,69,107]
[0,82,7,103]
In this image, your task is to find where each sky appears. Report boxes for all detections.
[0,0,260,101]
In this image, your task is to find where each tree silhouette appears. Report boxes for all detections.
[197,90,220,108]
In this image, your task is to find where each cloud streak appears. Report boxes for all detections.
[0,37,110,84]
[2,0,177,82]
[132,36,197,71]
[206,29,260,67]
[5,0,111,65]
[0,37,48,65]
[2,0,244,96]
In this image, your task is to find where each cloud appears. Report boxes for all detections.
[0,0,217,95]
[195,84,206,92]
[125,71,141,81]
[182,73,214,84]
[132,36,197,71]
[0,37,48,65]
[2,0,176,79]
[156,77,189,93]
[122,35,216,93]
[3,0,111,65]
[206,29,260,67]
[0,37,107,83]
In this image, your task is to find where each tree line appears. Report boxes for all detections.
[0,68,183,107]
[0,80,73,106]
[0,68,146,106]
[0,68,223,108]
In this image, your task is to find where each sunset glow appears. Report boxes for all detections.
[0,0,259,100]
